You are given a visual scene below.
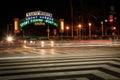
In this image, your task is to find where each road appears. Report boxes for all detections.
[0,46,120,80]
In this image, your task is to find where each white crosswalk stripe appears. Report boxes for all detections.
[0,64,120,74]
[0,70,119,80]
[0,60,119,70]
[0,57,119,66]
[20,51,29,54]
[56,78,90,80]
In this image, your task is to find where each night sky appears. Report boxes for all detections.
[0,0,120,37]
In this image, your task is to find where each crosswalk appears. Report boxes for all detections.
[1,47,120,58]
[0,48,120,80]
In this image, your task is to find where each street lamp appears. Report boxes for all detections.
[88,22,92,39]
[70,0,73,38]
[101,21,104,37]
[21,29,25,38]
[78,24,82,37]
[66,26,69,37]
[7,24,13,37]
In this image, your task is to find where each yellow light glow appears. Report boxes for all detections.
[66,26,69,30]
[15,21,18,30]
[78,24,81,28]
[60,19,64,32]
[14,18,19,33]
[88,22,91,26]
[34,22,45,25]
[61,21,64,30]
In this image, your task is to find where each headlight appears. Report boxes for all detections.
[7,36,13,42]
[51,41,54,47]
[41,41,44,47]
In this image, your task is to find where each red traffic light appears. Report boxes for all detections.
[109,18,113,22]
[113,26,116,30]
[112,26,116,30]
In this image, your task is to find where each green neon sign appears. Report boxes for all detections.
[20,18,58,28]
[45,20,58,27]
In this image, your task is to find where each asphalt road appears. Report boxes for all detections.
[0,46,120,80]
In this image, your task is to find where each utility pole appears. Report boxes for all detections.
[80,0,84,38]
[47,24,50,39]
[101,21,104,37]
[88,22,92,39]
[70,0,74,38]
[102,0,107,36]
[7,24,9,36]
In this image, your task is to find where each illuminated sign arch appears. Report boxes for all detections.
[20,16,59,28]
[19,11,59,29]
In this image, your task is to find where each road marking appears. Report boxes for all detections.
[2,70,119,80]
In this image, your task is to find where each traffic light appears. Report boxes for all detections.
[113,26,116,30]
[104,19,108,23]
[109,18,113,23]
[111,26,116,30]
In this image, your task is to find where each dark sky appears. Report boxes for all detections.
[0,0,120,37]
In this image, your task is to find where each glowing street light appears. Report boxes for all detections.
[101,21,104,37]
[88,22,92,39]
[66,26,69,37]
[78,24,82,37]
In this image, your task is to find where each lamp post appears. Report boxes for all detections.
[70,0,73,38]
[101,21,104,37]
[21,29,25,38]
[7,24,14,37]
[47,24,50,39]
[66,26,69,37]
[88,22,92,39]
[78,24,82,37]
[7,24,9,37]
